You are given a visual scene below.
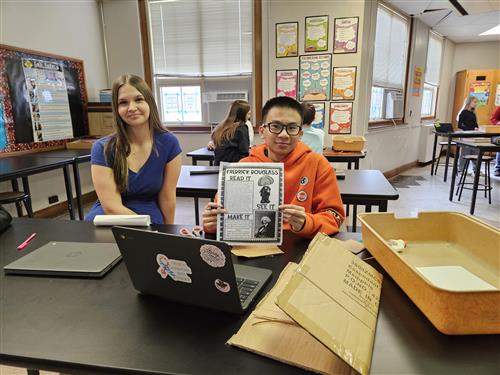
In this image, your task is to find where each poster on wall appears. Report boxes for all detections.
[334,17,359,54]
[276,22,298,58]
[412,66,423,97]
[469,82,490,108]
[496,83,500,106]
[311,102,325,129]
[22,58,74,142]
[305,15,329,52]
[276,70,298,99]
[0,100,6,151]
[299,54,332,101]
[329,102,353,134]
[332,66,357,100]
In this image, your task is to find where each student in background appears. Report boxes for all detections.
[300,103,324,153]
[202,96,345,238]
[457,96,478,173]
[490,106,500,177]
[85,74,182,224]
[211,100,251,166]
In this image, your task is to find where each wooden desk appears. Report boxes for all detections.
[1,218,498,375]
[449,140,500,215]
[177,166,399,230]
[431,130,500,182]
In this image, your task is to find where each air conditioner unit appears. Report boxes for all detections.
[204,91,248,103]
[385,90,404,119]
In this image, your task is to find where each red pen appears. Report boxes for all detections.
[17,232,37,251]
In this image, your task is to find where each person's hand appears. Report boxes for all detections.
[207,141,215,151]
[280,204,306,232]
[202,202,226,232]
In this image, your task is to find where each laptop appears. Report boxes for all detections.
[3,241,122,277]
[112,226,272,314]
[434,122,453,133]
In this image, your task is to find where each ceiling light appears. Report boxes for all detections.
[479,25,500,36]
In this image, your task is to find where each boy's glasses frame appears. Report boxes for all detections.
[262,122,302,136]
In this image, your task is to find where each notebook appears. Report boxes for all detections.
[112,226,272,314]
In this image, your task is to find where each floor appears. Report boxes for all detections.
[2,160,499,375]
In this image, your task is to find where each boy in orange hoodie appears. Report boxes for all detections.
[202,96,345,238]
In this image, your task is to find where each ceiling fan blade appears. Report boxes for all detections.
[422,8,448,13]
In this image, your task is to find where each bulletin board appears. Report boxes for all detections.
[0,44,88,154]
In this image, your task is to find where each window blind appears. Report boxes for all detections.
[425,32,443,86]
[148,0,252,77]
[372,5,409,89]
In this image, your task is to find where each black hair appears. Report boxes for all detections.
[301,103,316,126]
[261,96,304,123]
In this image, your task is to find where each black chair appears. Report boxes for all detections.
[455,155,493,205]
[434,141,457,175]
[0,191,33,217]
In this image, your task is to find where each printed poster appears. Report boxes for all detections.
[0,100,6,150]
[332,66,357,101]
[276,22,298,58]
[217,163,284,245]
[299,54,332,101]
[496,83,500,106]
[334,17,359,54]
[329,102,353,134]
[22,58,73,142]
[469,82,490,108]
[276,70,298,99]
[412,66,423,97]
[305,16,329,52]
[311,102,325,129]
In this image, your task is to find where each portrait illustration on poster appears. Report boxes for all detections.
[332,66,357,101]
[276,22,298,58]
[334,17,359,54]
[305,16,329,52]
[299,54,331,101]
[311,102,325,129]
[329,102,353,134]
[276,70,298,99]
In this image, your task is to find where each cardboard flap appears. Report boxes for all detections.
[276,233,382,375]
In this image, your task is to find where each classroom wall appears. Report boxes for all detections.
[0,0,107,215]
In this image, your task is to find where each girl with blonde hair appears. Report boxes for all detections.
[457,95,479,173]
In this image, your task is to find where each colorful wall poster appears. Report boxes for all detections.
[0,100,6,150]
[334,17,359,54]
[496,83,500,106]
[305,15,329,52]
[412,66,423,97]
[276,22,298,58]
[311,102,325,129]
[329,102,353,134]
[469,82,490,108]
[276,70,298,99]
[299,54,332,101]
[332,66,357,101]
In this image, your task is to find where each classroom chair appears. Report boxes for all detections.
[434,140,457,175]
[0,190,33,217]
[455,154,493,205]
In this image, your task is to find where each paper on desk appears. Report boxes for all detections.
[228,262,355,375]
[231,245,283,258]
[276,233,382,375]
[416,266,497,291]
[93,214,151,227]
[339,239,365,254]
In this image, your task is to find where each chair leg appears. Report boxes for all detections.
[458,159,469,201]
[484,162,487,198]
[23,198,34,217]
[456,159,467,196]
[434,144,444,175]
[487,161,492,204]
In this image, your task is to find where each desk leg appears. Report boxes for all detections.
[10,179,24,217]
[449,143,460,201]
[194,198,200,225]
[470,151,482,215]
[27,369,40,375]
[443,135,452,182]
[352,205,358,232]
[354,160,359,170]
[192,158,197,166]
[73,162,84,220]
[379,200,388,212]
[348,162,352,170]
[365,205,372,213]
[21,177,33,217]
[63,165,75,220]
[431,133,438,176]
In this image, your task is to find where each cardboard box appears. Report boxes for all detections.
[88,112,115,136]
[66,139,97,150]
[358,211,500,335]
[479,125,500,134]
[332,135,366,152]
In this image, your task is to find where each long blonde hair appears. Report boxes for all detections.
[211,100,250,147]
[105,74,167,192]
[457,95,477,121]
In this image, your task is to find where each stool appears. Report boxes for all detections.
[0,191,33,217]
[455,155,493,204]
[434,141,457,175]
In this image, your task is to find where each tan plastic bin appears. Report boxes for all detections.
[332,135,366,152]
[358,211,500,335]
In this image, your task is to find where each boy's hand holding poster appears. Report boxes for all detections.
[217,163,284,245]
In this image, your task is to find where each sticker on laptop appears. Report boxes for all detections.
[200,244,226,268]
[156,254,192,283]
[214,278,231,293]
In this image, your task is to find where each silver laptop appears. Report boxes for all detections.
[3,241,122,278]
[112,226,272,314]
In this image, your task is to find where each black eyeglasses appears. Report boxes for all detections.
[263,122,302,136]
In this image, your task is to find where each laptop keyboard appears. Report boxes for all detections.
[236,277,259,304]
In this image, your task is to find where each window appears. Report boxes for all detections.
[147,0,252,126]
[369,4,410,123]
[421,31,443,118]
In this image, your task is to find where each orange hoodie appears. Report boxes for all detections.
[205,142,345,238]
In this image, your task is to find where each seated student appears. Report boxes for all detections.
[85,74,182,224]
[300,102,325,153]
[211,100,251,166]
[207,103,254,151]
[202,96,345,238]
[457,96,479,173]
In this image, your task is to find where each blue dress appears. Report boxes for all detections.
[84,131,182,224]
